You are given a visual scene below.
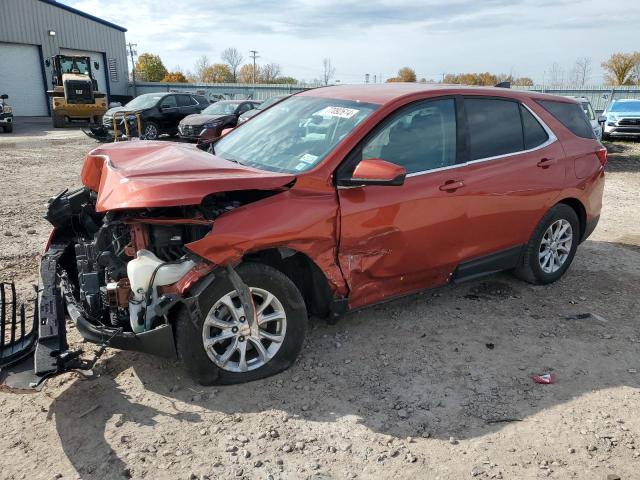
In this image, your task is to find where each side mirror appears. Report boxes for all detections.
[597,115,606,124]
[45,59,51,67]
[94,61,100,70]
[339,158,406,187]
[0,94,8,100]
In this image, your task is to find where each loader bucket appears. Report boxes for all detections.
[0,283,38,368]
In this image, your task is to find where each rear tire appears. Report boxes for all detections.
[141,121,160,140]
[3,124,12,133]
[514,204,579,285]
[52,113,65,128]
[175,263,307,385]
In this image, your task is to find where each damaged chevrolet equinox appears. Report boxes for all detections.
[2,84,606,386]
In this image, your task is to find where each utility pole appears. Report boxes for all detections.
[127,42,138,96]
[249,50,259,84]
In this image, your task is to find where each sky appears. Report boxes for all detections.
[65,0,640,84]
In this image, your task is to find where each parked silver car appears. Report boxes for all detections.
[601,98,640,140]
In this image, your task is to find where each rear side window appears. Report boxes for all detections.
[520,105,549,150]
[178,94,197,107]
[465,98,523,160]
[536,100,594,139]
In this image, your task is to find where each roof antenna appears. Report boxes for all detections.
[495,81,511,88]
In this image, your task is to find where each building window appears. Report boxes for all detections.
[108,58,118,82]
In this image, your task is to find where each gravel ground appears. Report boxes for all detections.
[0,124,639,480]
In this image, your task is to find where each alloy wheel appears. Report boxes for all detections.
[202,288,287,372]
[538,219,573,273]
[143,124,158,139]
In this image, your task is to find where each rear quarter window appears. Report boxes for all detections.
[536,100,594,139]
[520,105,549,150]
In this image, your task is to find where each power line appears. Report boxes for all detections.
[249,50,260,84]
[127,42,138,95]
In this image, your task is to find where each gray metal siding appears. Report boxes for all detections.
[0,0,128,96]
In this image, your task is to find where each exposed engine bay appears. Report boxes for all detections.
[44,186,261,336]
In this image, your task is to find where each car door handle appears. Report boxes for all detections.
[439,180,465,192]
[537,157,556,168]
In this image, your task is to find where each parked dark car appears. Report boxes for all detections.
[0,94,13,133]
[178,100,261,142]
[102,92,210,140]
[237,94,290,124]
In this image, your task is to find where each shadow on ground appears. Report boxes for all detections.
[46,240,640,478]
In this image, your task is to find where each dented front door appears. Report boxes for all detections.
[337,171,468,309]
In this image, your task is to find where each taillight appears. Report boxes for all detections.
[596,147,607,167]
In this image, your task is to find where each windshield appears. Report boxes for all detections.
[214,96,378,173]
[59,56,90,75]
[125,94,163,110]
[581,101,595,120]
[610,100,640,112]
[203,102,240,115]
[257,95,286,111]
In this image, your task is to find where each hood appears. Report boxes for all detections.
[80,141,295,212]
[180,114,231,126]
[609,111,640,117]
[104,106,144,117]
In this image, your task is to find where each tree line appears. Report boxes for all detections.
[135,48,318,85]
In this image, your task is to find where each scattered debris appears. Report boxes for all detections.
[485,343,495,350]
[532,373,556,384]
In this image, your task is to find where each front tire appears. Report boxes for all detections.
[52,113,65,128]
[3,124,12,133]
[175,263,307,385]
[514,204,579,285]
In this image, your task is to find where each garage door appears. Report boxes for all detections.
[0,43,48,116]
[60,48,108,97]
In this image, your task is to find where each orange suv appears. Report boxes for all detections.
[4,84,606,386]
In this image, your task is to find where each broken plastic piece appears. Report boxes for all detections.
[532,373,556,384]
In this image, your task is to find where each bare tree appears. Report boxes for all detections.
[261,63,281,83]
[221,47,244,82]
[571,57,592,87]
[194,55,211,82]
[548,62,564,87]
[322,58,336,85]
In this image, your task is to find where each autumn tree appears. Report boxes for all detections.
[322,58,336,85]
[238,64,255,83]
[161,71,188,83]
[386,67,417,83]
[221,47,244,82]
[135,53,167,82]
[274,76,298,84]
[513,77,534,86]
[601,52,640,85]
[202,64,233,83]
[194,55,211,82]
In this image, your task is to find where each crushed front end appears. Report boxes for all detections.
[28,186,222,379]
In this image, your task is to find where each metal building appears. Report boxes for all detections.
[0,0,128,116]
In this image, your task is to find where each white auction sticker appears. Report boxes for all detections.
[298,153,318,164]
[316,106,359,119]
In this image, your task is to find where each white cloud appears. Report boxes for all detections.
[64,0,640,83]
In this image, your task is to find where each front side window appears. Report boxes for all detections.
[466,98,523,160]
[359,98,457,174]
[214,96,377,173]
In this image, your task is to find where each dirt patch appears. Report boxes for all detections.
[0,136,639,480]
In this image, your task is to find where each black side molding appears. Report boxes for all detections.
[452,245,524,284]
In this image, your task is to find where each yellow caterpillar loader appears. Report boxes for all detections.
[46,55,108,128]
